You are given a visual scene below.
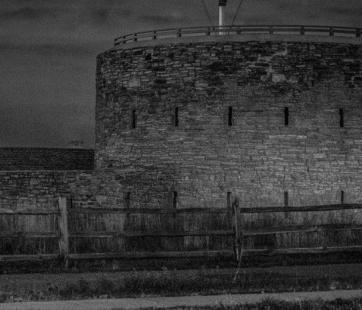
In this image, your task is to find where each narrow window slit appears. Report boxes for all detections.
[124,192,131,208]
[284,107,289,126]
[339,108,344,128]
[172,191,178,208]
[283,191,289,218]
[341,190,345,204]
[227,191,231,209]
[228,107,233,126]
[174,107,179,127]
[284,191,289,207]
[132,109,136,129]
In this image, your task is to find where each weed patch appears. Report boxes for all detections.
[1,267,362,302]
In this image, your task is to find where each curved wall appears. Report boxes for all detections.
[96,37,362,209]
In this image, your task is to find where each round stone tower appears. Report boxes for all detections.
[96,26,362,209]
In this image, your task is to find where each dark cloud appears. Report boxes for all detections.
[138,14,187,26]
[84,8,132,27]
[325,5,362,20]
[90,8,110,25]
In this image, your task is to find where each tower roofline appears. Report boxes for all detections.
[114,25,362,48]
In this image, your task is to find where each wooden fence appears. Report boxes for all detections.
[234,203,362,260]
[1,198,362,265]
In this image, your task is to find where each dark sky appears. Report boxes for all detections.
[1,0,362,148]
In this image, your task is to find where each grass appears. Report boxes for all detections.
[160,298,362,310]
[0,265,362,302]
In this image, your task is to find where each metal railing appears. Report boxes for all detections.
[114,25,362,46]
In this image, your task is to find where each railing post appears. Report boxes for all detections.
[123,35,126,44]
[134,33,138,42]
[58,197,69,268]
[206,27,211,36]
[356,28,361,38]
[153,31,157,40]
[329,27,334,36]
[301,26,305,35]
[177,28,182,38]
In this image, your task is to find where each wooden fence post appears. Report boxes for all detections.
[58,197,69,268]
[232,198,241,262]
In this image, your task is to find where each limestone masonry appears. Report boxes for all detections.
[2,33,362,210]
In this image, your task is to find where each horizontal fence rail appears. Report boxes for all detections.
[1,200,362,266]
[70,207,229,214]
[239,203,362,213]
[114,25,362,46]
[233,203,362,260]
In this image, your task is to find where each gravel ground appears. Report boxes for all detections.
[0,289,362,310]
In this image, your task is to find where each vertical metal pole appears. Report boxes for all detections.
[218,0,227,35]
[219,6,224,28]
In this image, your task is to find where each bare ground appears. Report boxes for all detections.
[0,263,361,304]
[1,289,362,310]
[1,263,362,295]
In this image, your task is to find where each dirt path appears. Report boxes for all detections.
[1,289,362,310]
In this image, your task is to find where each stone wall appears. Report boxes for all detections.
[0,148,95,209]
[96,38,362,209]
[0,148,94,170]
[0,171,94,209]
[0,169,143,210]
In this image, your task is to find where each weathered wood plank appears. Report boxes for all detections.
[58,197,69,259]
[239,204,362,214]
[0,209,59,215]
[0,254,58,262]
[69,229,234,238]
[70,207,229,214]
[1,245,361,263]
[68,250,235,260]
[232,199,241,261]
[0,232,57,238]
[242,245,362,255]
[243,224,362,236]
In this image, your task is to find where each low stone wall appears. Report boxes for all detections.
[0,169,138,210]
[0,171,96,209]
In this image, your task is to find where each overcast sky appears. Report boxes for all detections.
[1,0,362,148]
